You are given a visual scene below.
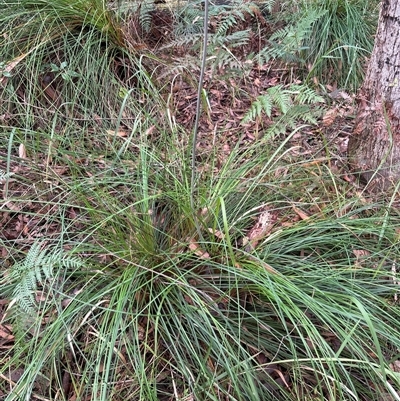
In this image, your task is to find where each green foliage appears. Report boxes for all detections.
[257,8,326,65]
[242,83,325,137]
[169,0,258,72]
[2,0,400,399]
[7,241,83,316]
[117,0,156,33]
[49,60,82,81]
[210,29,252,72]
[0,0,124,51]
[174,0,259,37]
[215,2,255,36]
[294,0,378,90]
[138,0,156,33]
[3,131,400,400]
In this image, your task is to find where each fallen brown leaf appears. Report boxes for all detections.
[243,206,276,251]
[0,324,14,342]
[292,206,310,220]
[188,241,210,259]
[106,130,128,137]
[19,143,27,159]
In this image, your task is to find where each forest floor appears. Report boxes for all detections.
[1,4,400,401]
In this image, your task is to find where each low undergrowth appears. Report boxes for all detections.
[1,1,400,401]
[2,126,400,400]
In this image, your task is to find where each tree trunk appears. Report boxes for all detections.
[347,0,400,191]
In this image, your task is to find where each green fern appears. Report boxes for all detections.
[216,4,254,36]
[162,33,204,50]
[265,104,325,137]
[257,8,326,65]
[117,0,155,33]
[243,84,287,121]
[210,29,251,71]
[242,83,325,137]
[288,84,325,104]
[139,0,155,34]
[212,29,250,48]
[8,241,83,316]
[166,27,252,73]
[172,0,258,46]
[267,85,292,114]
[166,1,264,74]
[259,0,278,14]
[0,169,14,182]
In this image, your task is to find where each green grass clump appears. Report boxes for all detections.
[2,126,400,400]
[308,0,378,89]
[279,0,379,90]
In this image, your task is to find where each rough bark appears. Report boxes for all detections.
[347,0,400,191]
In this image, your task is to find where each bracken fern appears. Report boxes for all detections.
[257,8,326,65]
[134,0,156,33]
[168,0,259,72]
[242,83,325,137]
[8,241,83,316]
[0,169,14,182]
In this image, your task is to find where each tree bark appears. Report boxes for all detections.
[347,0,400,191]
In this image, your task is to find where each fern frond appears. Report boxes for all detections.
[242,85,293,122]
[139,0,155,33]
[265,104,323,138]
[211,29,250,48]
[8,241,83,316]
[259,0,277,14]
[0,169,14,182]
[161,34,203,50]
[258,95,272,117]
[242,94,269,122]
[257,8,326,65]
[287,84,325,104]
[267,85,292,114]
[216,1,259,36]
[209,30,251,71]
[216,11,246,36]
[174,2,204,37]
[242,84,325,138]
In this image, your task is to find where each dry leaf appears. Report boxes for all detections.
[352,249,370,258]
[188,241,210,259]
[391,261,399,302]
[144,125,156,137]
[0,325,14,341]
[292,206,310,220]
[207,228,225,239]
[0,53,30,86]
[106,130,128,137]
[390,360,400,373]
[19,143,27,159]
[329,89,351,101]
[243,207,275,251]
[322,108,339,127]
[300,157,327,167]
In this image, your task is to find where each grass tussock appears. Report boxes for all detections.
[2,126,400,400]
